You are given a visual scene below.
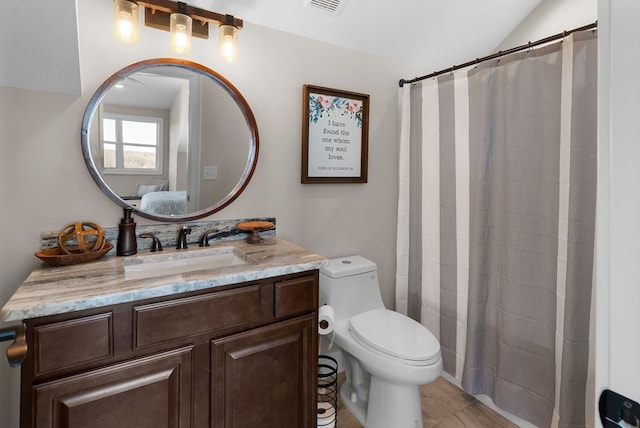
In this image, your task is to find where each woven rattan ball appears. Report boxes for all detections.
[57,222,106,255]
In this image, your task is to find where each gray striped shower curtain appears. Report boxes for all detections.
[396,30,596,427]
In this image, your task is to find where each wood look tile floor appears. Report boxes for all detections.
[336,375,518,428]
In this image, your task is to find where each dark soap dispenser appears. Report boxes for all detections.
[117,207,137,256]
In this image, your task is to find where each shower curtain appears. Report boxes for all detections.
[396,30,596,427]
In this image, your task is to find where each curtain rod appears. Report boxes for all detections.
[399,21,597,87]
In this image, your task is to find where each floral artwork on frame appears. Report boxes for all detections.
[302,85,369,183]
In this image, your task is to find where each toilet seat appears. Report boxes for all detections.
[348,309,441,366]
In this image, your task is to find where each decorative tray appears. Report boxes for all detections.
[35,242,114,267]
[237,221,275,244]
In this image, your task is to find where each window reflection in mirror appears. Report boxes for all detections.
[102,114,163,172]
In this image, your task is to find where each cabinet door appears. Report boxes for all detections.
[33,346,194,428]
[211,315,317,428]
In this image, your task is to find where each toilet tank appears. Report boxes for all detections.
[319,256,385,320]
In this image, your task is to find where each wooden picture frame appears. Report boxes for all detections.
[301,85,369,183]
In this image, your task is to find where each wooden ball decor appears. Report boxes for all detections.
[57,222,106,255]
[35,221,113,266]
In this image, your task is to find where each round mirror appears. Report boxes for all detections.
[81,58,259,221]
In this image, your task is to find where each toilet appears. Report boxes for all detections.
[319,256,442,428]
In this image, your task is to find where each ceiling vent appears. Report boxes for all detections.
[303,0,347,16]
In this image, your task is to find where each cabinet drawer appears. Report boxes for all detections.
[134,284,261,349]
[274,275,317,318]
[35,312,114,375]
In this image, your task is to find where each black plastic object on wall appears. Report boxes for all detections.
[599,389,640,427]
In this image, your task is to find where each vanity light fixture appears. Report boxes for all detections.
[112,0,243,61]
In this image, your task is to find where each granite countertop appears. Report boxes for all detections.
[1,238,327,322]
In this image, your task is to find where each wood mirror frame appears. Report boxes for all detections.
[81,58,259,222]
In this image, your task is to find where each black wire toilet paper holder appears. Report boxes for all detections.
[318,355,338,428]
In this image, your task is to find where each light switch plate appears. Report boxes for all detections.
[203,166,218,180]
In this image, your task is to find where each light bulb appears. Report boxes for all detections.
[219,25,238,62]
[170,13,192,54]
[113,0,139,43]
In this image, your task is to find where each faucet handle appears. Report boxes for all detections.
[198,229,220,247]
[139,233,163,252]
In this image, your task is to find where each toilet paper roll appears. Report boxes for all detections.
[318,305,335,335]
[317,402,336,428]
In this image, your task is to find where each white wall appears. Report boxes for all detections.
[0,1,424,426]
[497,0,597,50]
[2,0,81,95]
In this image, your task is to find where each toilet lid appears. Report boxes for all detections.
[349,309,441,365]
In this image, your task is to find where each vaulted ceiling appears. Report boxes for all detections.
[2,0,543,95]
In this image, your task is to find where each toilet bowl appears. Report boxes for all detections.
[319,256,442,428]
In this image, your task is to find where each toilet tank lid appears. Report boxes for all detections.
[320,256,377,278]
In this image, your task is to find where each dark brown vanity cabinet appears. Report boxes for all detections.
[20,271,319,428]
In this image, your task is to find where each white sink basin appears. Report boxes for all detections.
[124,246,249,280]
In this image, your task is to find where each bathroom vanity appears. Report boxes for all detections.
[0,56,327,427]
[2,238,326,428]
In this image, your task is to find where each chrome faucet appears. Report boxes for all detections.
[176,225,192,250]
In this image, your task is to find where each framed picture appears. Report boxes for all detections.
[302,85,369,183]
